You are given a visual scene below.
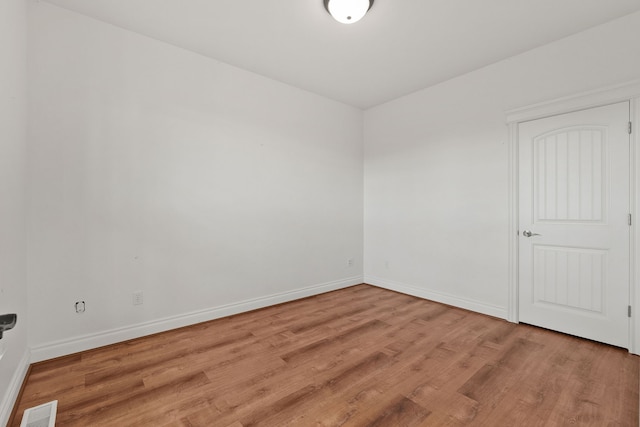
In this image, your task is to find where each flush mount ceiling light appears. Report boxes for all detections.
[324,0,374,24]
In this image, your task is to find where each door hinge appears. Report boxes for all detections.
[629,305,632,318]
[629,121,633,134]
[629,213,632,226]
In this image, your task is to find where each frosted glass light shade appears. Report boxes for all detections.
[324,0,373,24]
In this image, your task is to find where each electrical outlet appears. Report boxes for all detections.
[385,261,389,269]
[348,258,354,267]
[75,301,85,313]
[132,291,144,306]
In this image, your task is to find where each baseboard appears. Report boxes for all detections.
[30,276,363,362]
[365,275,507,320]
[0,349,30,427]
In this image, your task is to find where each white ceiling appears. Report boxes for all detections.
[43,0,640,109]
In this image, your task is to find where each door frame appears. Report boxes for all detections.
[506,79,640,354]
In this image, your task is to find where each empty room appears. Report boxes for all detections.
[2,0,640,425]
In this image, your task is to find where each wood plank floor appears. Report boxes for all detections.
[10,285,639,426]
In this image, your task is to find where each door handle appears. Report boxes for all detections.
[522,230,541,237]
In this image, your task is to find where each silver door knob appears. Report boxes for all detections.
[523,230,541,237]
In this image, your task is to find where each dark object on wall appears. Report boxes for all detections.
[0,313,17,339]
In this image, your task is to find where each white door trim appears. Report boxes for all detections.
[506,79,640,123]
[506,79,640,354]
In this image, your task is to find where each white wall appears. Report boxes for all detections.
[364,11,640,318]
[28,2,363,360]
[21,0,640,366]
[0,0,30,423]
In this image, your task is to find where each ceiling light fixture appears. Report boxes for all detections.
[324,0,374,24]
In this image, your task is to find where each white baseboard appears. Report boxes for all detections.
[0,349,31,427]
[365,275,507,320]
[30,276,363,362]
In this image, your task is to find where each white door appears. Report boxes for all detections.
[518,101,630,348]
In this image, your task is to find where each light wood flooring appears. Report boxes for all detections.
[10,284,639,426]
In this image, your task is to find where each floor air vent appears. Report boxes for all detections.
[20,400,57,427]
